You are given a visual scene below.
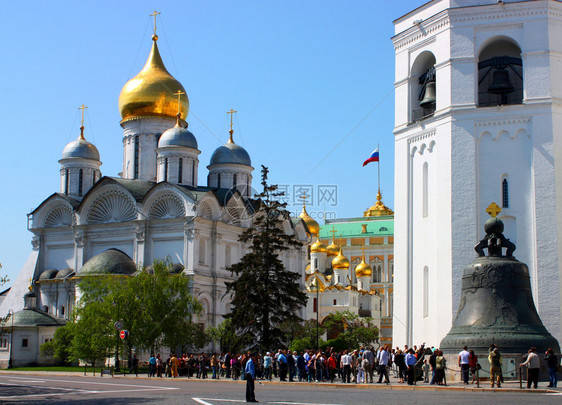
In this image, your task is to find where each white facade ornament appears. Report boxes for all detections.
[87,189,137,224]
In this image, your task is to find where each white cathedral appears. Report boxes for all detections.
[393,0,562,348]
[0,31,309,367]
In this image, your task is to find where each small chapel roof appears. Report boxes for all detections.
[11,308,66,327]
[77,249,137,276]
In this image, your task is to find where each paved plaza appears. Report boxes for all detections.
[0,371,561,405]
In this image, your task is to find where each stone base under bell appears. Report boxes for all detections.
[442,352,553,383]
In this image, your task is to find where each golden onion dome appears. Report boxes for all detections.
[310,238,327,254]
[119,36,189,122]
[332,249,350,270]
[355,257,372,278]
[326,238,339,257]
[364,189,394,217]
[299,205,319,237]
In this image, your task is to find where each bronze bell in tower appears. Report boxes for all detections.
[419,80,436,108]
[440,215,560,354]
[487,67,514,95]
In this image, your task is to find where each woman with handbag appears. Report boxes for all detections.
[468,350,479,384]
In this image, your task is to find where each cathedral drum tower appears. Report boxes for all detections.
[392,0,562,348]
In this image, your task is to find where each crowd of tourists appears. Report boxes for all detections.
[143,343,559,388]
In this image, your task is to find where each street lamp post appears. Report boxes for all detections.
[312,279,319,351]
[8,309,13,369]
[113,300,120,372]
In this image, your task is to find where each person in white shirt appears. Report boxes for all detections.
[340,350,352,383]
[458,346,470,384]
[376,345,390,384]
[520,347,540,389]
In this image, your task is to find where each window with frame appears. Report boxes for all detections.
[502,178,509,208]
[78,169,83,196]
[22,338,28,348]
[178,158,183,183]
[65,169,69,195]
[133,135,139,179]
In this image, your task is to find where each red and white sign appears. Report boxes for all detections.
[119,330,128,339]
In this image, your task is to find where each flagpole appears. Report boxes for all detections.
[377,143,380,192]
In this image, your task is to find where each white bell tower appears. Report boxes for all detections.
[393,0,562,347]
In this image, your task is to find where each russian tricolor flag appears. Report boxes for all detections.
[362,148,379,167]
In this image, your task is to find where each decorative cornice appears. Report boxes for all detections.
[474,22,523,32]
[394,13,449,51]
[409,36,436,53]
[450,4,550,24]
[408,130,436,144]
[394,2,562,53]
[474,115,531,128]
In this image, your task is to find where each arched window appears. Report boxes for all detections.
[178,158,183,183]
[233,173,237,188]
[192,162,195,185]
[65,169,69,195]
[43,305,49,313]
[164,158,168,182]
[502,178,509,208]
[313,257,318,270]
[411,51,436,122]
[217,173,221,188]
[133,135,139,179]
[78,169,83,196]
[423,162,428,217]
[60,306,65,316]
[478,39,523,107]
[92,171,96,187]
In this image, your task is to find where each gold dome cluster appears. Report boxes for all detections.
[326,237,339,257]
[310,238,327,254]
[332,248,350,269]
[299,205,319,236]
[118,36,189,122]
[355,255,372,277]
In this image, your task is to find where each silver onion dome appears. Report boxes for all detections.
[61,128,100,161]
[210,142,251,166]
[158,125,198,149]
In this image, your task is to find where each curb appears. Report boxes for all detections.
[1,370,559,394]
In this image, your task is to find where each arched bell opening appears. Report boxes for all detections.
[478,38,523,107]
[410,51,437,122]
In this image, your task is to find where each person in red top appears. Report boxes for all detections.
[327,352,337,383]
[468,350,479,384]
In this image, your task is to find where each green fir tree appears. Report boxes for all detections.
[225,166,308,352]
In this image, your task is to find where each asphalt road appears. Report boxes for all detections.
[0,373,561,405]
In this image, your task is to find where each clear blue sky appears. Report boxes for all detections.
[0,1,422,286]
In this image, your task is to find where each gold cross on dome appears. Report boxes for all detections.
[227,109,237,132]
[298,192,310,207]
[78,104,87,127]
[486,202,502,218]
[150,10,161,36]
[174,90,184,116]
[329,227,338,239]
